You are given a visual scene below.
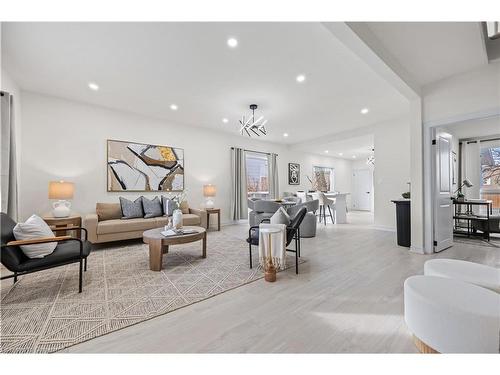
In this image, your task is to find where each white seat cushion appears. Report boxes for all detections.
[13,214,57,259]
[404,275,500,353]
[424,259,500,293]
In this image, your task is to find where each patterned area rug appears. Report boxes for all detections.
[0,231,302,353]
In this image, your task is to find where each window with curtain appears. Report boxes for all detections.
[480,141,500,209]
[313,166,334,192]
[245,152,269,196]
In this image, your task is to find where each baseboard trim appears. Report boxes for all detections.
[372,225,396,232]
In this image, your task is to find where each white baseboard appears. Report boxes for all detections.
[372,225,396,232]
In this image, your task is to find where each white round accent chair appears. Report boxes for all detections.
[404,275,500,353]
[424,259,500,293]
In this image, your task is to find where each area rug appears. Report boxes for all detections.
[0,231,303,353]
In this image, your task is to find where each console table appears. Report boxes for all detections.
[453,199,493,241]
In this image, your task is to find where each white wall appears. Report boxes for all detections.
[373,117,411,230]
[18,91,353,223]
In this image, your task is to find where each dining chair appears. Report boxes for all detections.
[312,192,335,225]
[296,191,308,204]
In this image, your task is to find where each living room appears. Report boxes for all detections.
[1,1,499,372]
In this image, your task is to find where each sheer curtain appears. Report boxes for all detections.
[230,147,248,220]
[1,91,19,220]
[268,153,279,199]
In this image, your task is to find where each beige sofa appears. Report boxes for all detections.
[84,203,207,244]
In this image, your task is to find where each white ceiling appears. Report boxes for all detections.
[366,22,487,86]
[315,134,374,160]
[2,22,409,144]
[443,116,500,140]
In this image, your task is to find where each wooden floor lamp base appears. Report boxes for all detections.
[413,335,439,354]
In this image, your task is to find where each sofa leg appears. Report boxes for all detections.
[79,260,83,293]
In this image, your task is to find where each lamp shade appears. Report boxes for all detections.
[462,178,473,188]
[203,184,216,197]
[48,181,74,199]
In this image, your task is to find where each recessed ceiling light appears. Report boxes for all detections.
[296,74,306,83]
[88,82,99,91]
[170,104,178,111]
[283,133,289,137]
[222,118,229,123]
[324,150,329,153]
[227,38,238,48]
[352,155,357,158]
[338,152,343,156]
[360,108,369,115]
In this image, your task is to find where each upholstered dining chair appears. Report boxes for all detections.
[0,212,92,293]
[296,191,308,204]
[246,207,307,274]
[311,192,335,225]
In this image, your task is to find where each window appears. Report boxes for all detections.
[312,166,335,192]
[480,143,500,209]
[246,152,269,196]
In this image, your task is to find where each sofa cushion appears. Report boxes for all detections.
[181,213,201,226]
[119,197,144,219]
[142,196,163,218]
[96,203,122,221]
[97,217,158,235]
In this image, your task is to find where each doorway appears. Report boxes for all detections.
[352,168,373,211]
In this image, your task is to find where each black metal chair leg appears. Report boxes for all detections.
[84,257,87,272]
[13,273,18,284]
[79,259,83,293]
[249,243,253,269]
[328,205,334,224]
[298,228,301,257]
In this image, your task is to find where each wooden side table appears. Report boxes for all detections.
[206,208,221,231]
[42,213,82,239]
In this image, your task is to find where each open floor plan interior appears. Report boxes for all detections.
[1,2,500,370]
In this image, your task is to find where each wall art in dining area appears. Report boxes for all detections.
[288,163,300,185]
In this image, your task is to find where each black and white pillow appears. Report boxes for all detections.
[161,196,179,216]
[119,197,144,219]
[142,196,163,218]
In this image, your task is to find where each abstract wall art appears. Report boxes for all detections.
[288,163,300,185]
[107,139,184,192]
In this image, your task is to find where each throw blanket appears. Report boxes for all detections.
[258,223,287,270]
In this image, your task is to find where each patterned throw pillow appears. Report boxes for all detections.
[142,196,163,219]
[119,197,144,219]
[161,196,179,216]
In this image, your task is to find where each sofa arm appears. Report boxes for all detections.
[189,208,207,229]
[83,213,99,243]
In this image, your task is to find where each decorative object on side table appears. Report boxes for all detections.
[288,163,300,185]
[203,184,216,208]
[454,178,473,201]
[206,208,221,231]
[48,180,74,218]
[260,226,282,282]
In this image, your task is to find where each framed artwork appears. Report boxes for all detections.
[288,163,300,185]
[107,139,184,192]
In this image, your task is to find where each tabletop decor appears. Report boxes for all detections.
[107,139,184,192]
[48,180,74,217]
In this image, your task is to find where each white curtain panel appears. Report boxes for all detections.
[0,91,19,220]
[460,141,480,199]
[230,147,248,220]
[267,153,279,199]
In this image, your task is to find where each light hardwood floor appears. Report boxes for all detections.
[62,211,499,353]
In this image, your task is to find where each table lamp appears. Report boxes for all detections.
[48,180,74,217]
[454,178,473,197]
[203,184,216,208]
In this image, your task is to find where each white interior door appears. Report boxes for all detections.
[432,129,453,252]
[352,169,372,211]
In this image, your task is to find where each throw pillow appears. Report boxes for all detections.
[119,197,144,219]
[270,207,291,225]
[161,196,179,216]
[142,196,163,218]
[179,200,190,214]
[13,214,57,259]
[96,203,122,221]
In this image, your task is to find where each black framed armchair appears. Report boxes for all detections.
[1,212,92,293]
[246,207,307,274]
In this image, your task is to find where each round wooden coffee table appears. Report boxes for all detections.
[143,226,207,271]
